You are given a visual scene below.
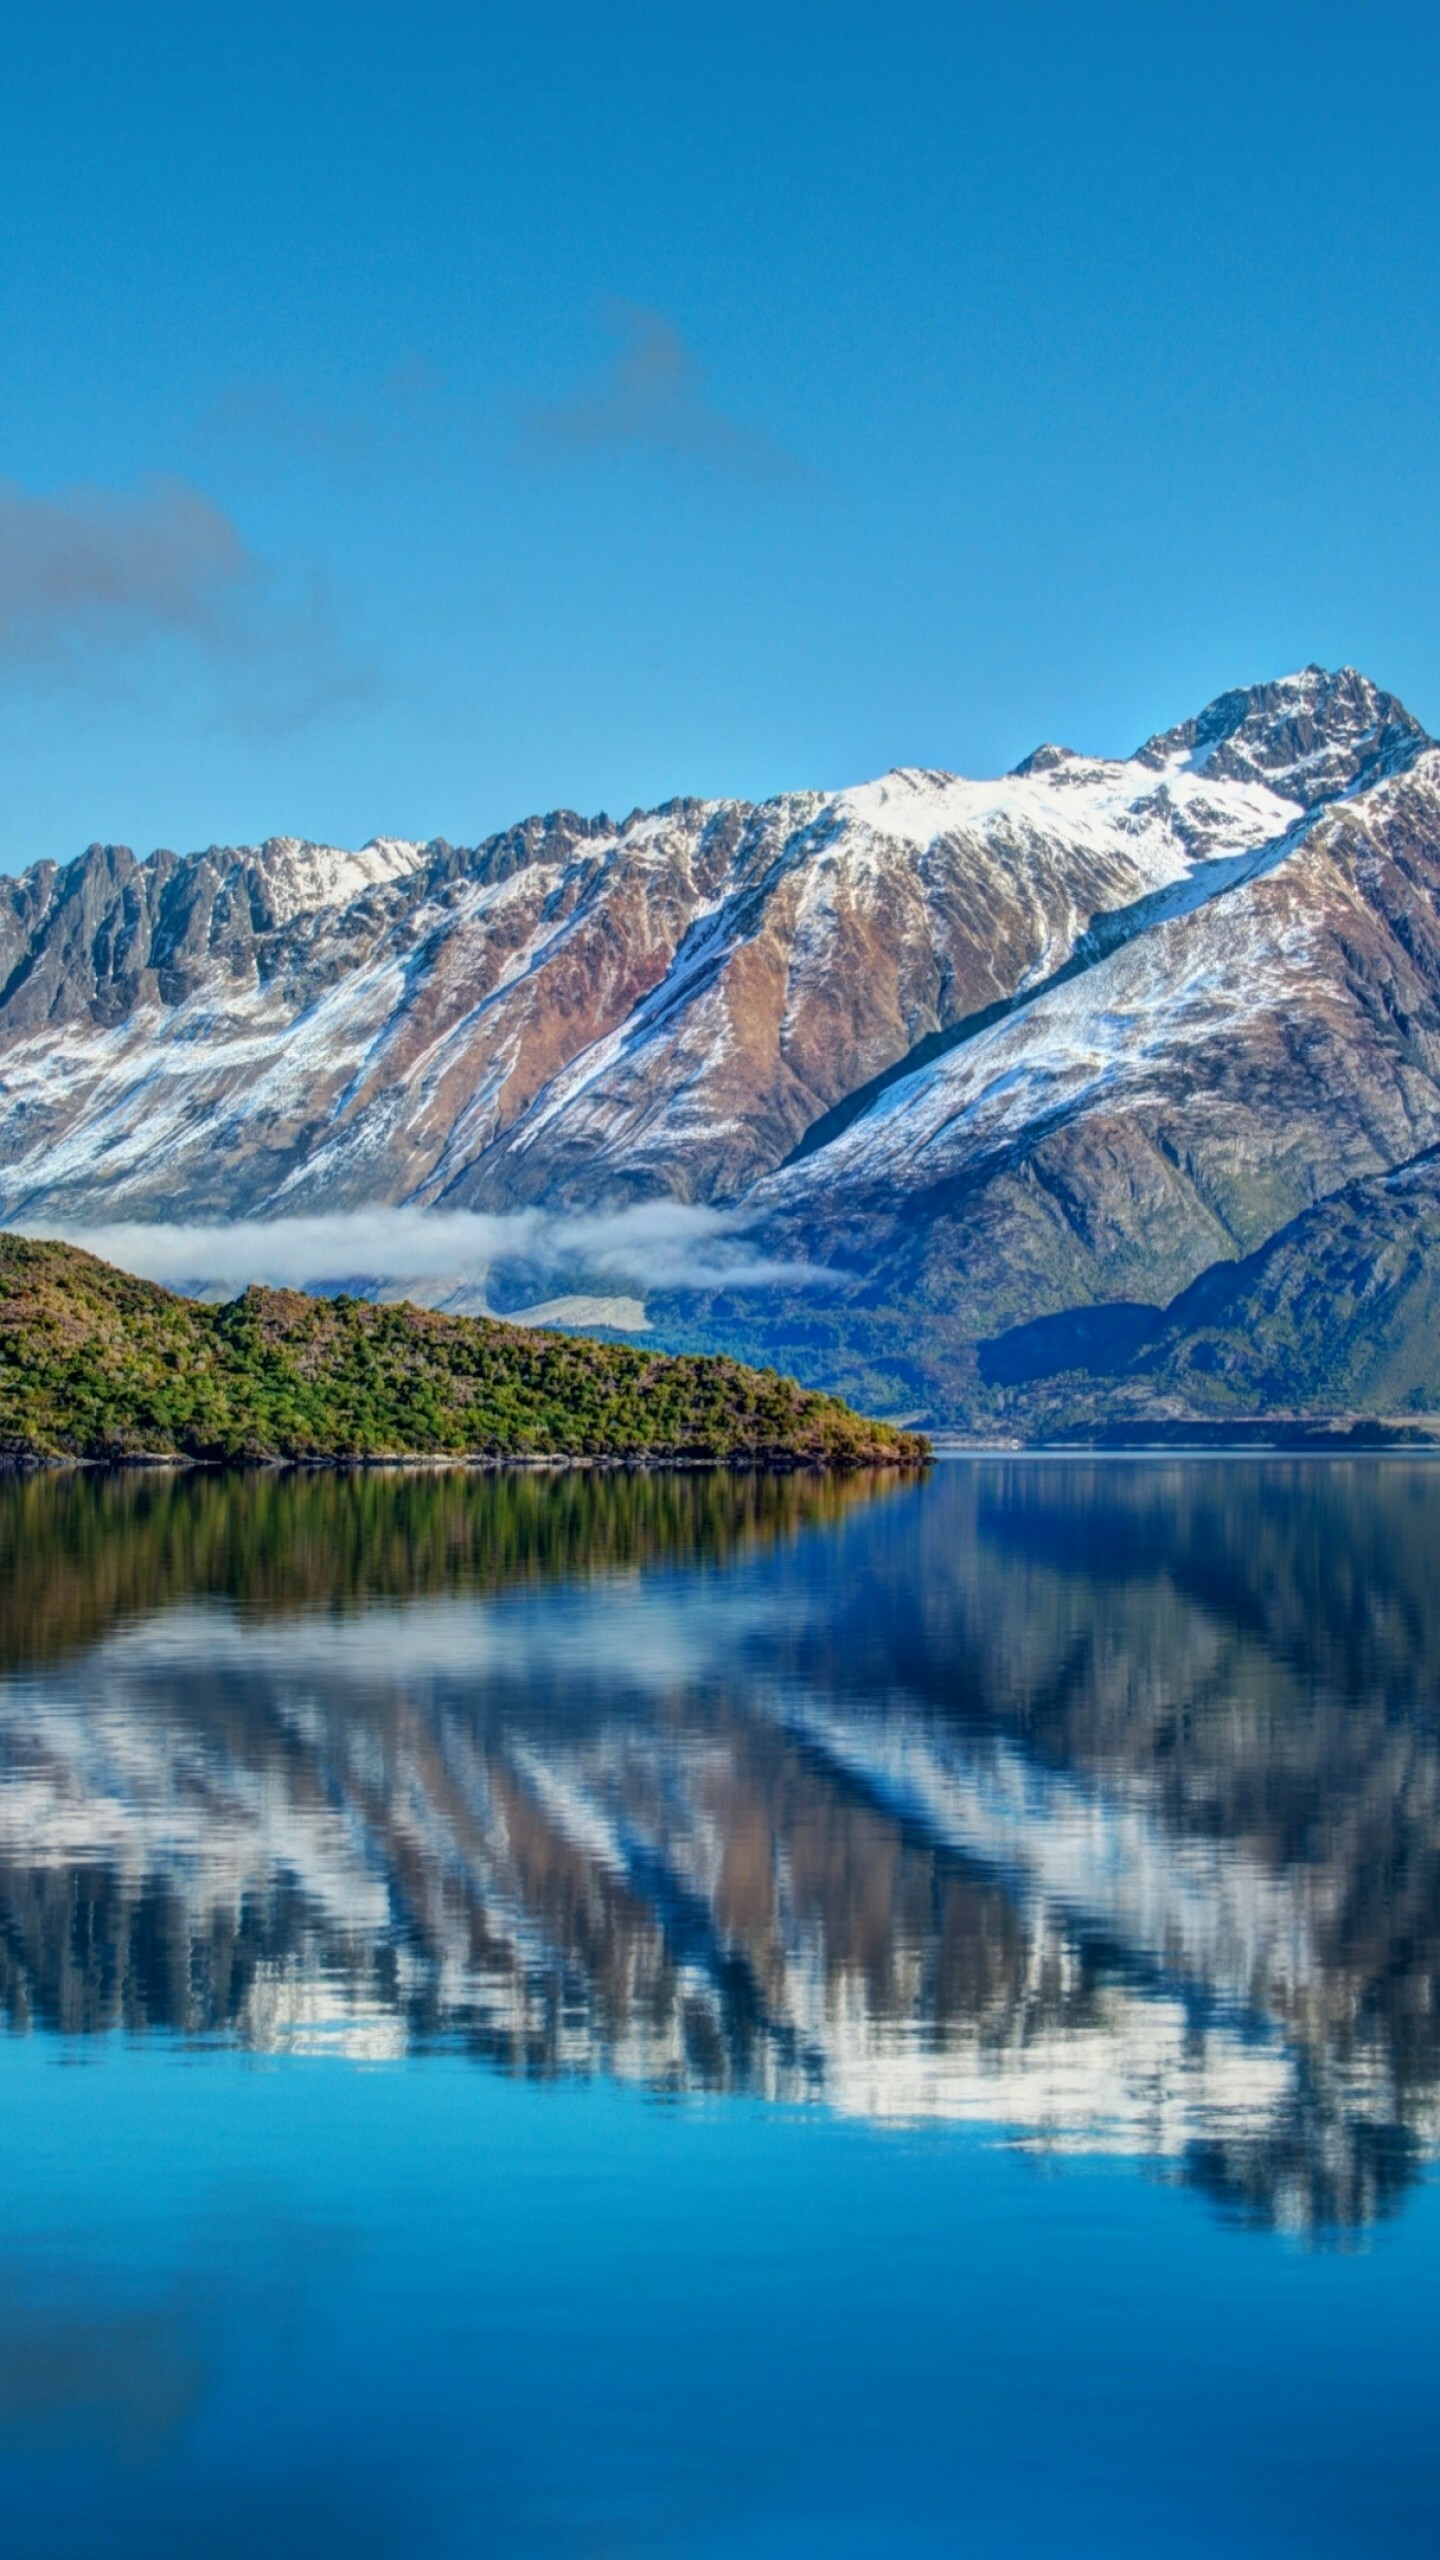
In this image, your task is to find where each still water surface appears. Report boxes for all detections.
[0,1460,1437,2553]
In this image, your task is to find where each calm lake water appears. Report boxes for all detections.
[0,1458,1437,2555]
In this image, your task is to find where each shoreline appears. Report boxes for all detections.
[0,1448,930,1477]
[925,1423,1440,1456]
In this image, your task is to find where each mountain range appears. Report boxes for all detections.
[4,662,1440,1433]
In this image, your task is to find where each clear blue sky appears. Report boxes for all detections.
[1,0,1437,870]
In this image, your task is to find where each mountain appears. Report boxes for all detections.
[0,1235,924,1466]
[974,1143,1440,1437]
[646,667,1440,1421]
[2,665,1406,1224]
[2,662,1438,1430]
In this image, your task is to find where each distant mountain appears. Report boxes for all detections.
[3,663,1439,1431]
[974,1144,1440,1437]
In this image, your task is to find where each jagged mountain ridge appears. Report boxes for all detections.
[714,729,1440,1338]
[3,663,1438,1428]
[650,669,1440,1420]
[0,664,1412,1223]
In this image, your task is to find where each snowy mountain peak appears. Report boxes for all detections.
[245,834,428,925]
[1136,664,1430,805]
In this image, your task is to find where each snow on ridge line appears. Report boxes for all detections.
[825,749,1304,865]
[25,666,1416,932]
[250,833,430,924]
[205,737,1308,932]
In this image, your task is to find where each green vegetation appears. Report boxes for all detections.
[0,1235,928,1469]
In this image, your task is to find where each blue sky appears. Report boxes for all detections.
[1,0,1437,870]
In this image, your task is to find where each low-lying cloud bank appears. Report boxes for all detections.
[26,1202,821,1309]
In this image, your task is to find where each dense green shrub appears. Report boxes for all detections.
[0,1236,927,1469]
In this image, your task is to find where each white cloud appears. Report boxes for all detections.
[29,1201,823,1306]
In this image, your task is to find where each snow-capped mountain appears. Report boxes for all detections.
[696,673,1440,1417]
[3,663,1439,1425]
[0,664,1413,1221]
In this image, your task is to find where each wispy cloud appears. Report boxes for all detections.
[527,303,802,484]
[0,473,378,728]
[0,475,245,656]
[197,380,375,473]
[29,1202,824,1305]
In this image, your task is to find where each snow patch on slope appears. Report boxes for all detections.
[761,834,1326,1199]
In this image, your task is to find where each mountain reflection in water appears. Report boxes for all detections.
[1,1460,1438,2235]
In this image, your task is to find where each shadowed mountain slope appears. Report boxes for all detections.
[974,1145,1440,1436]
[649,677,1440,1419]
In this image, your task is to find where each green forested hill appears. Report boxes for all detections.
[0,1236,926,1468]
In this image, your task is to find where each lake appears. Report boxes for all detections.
[0,1458,1436,2555]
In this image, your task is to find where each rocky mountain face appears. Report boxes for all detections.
[3,662,1439,1429]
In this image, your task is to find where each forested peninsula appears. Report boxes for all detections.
[0,1236,927,1469]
